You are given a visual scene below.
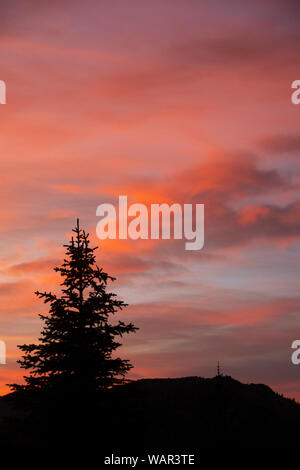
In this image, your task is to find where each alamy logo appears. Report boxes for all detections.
[0,340,6,364]
[291,340,300,364]
[0,81,6,104]
[96,196,204,250]
[291,80,300,104]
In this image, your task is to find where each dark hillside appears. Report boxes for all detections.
[108,375,300,450]
[1,375,299,452]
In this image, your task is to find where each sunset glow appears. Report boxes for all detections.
[1,0,300,400]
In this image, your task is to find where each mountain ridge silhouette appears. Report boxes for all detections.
[1,374,299,451]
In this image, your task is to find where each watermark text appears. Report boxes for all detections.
[96,196,204,251]
[0,340,6,364]
[0,80,6,104]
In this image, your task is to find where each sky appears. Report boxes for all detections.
[1,0,300,398]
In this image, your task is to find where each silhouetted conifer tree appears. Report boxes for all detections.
[9,220,138,402]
